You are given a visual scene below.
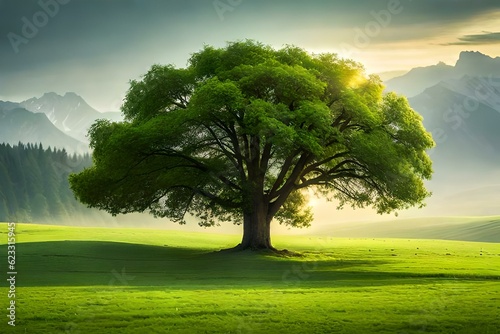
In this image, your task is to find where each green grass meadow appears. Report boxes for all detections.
[1,223,499,333]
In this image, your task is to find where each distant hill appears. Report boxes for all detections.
[430,185,500,216]
[409,75,500,179]
[20,92,123,143]
[347,53,500,222]
[0,143,104,223]
[385,51,500,97]
[403,73,500,217]
[0,108,88,153]
[455,51,500,77]
[310,216,500,243]
[0,100,21,111]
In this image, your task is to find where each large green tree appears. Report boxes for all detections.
[70,41,434,251]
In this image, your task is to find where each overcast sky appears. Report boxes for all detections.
[1,0,500,111]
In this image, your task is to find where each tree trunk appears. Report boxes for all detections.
[239,213,273,250]
[237,198,274,251]
[232,143,276,251]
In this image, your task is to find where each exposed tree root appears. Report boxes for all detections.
[216,244,304,257]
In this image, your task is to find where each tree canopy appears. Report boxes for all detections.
[70,41,434,250]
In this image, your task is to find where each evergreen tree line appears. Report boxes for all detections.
[0,143,94,222]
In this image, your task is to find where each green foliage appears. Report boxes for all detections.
[121,65,195,123]
[71,40,434,228]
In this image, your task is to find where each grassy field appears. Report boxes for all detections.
[1,223,499,333]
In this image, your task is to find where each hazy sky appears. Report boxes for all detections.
[1,0,500,111]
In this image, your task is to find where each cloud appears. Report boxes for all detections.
[442,31,500,45]
[2,0,500,109]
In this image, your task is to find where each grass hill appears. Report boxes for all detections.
[310,216,500,243]
[1,223,499,333]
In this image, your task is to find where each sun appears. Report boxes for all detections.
[307,189,320,208]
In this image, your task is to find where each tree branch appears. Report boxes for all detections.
[300,151,350,177]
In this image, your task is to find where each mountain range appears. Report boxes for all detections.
[0,107,86,154]
[383,51,500,216]
[20,92,122,143]
[0,93,123,153]
[410,75,500,172]
[385,51,500,97]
